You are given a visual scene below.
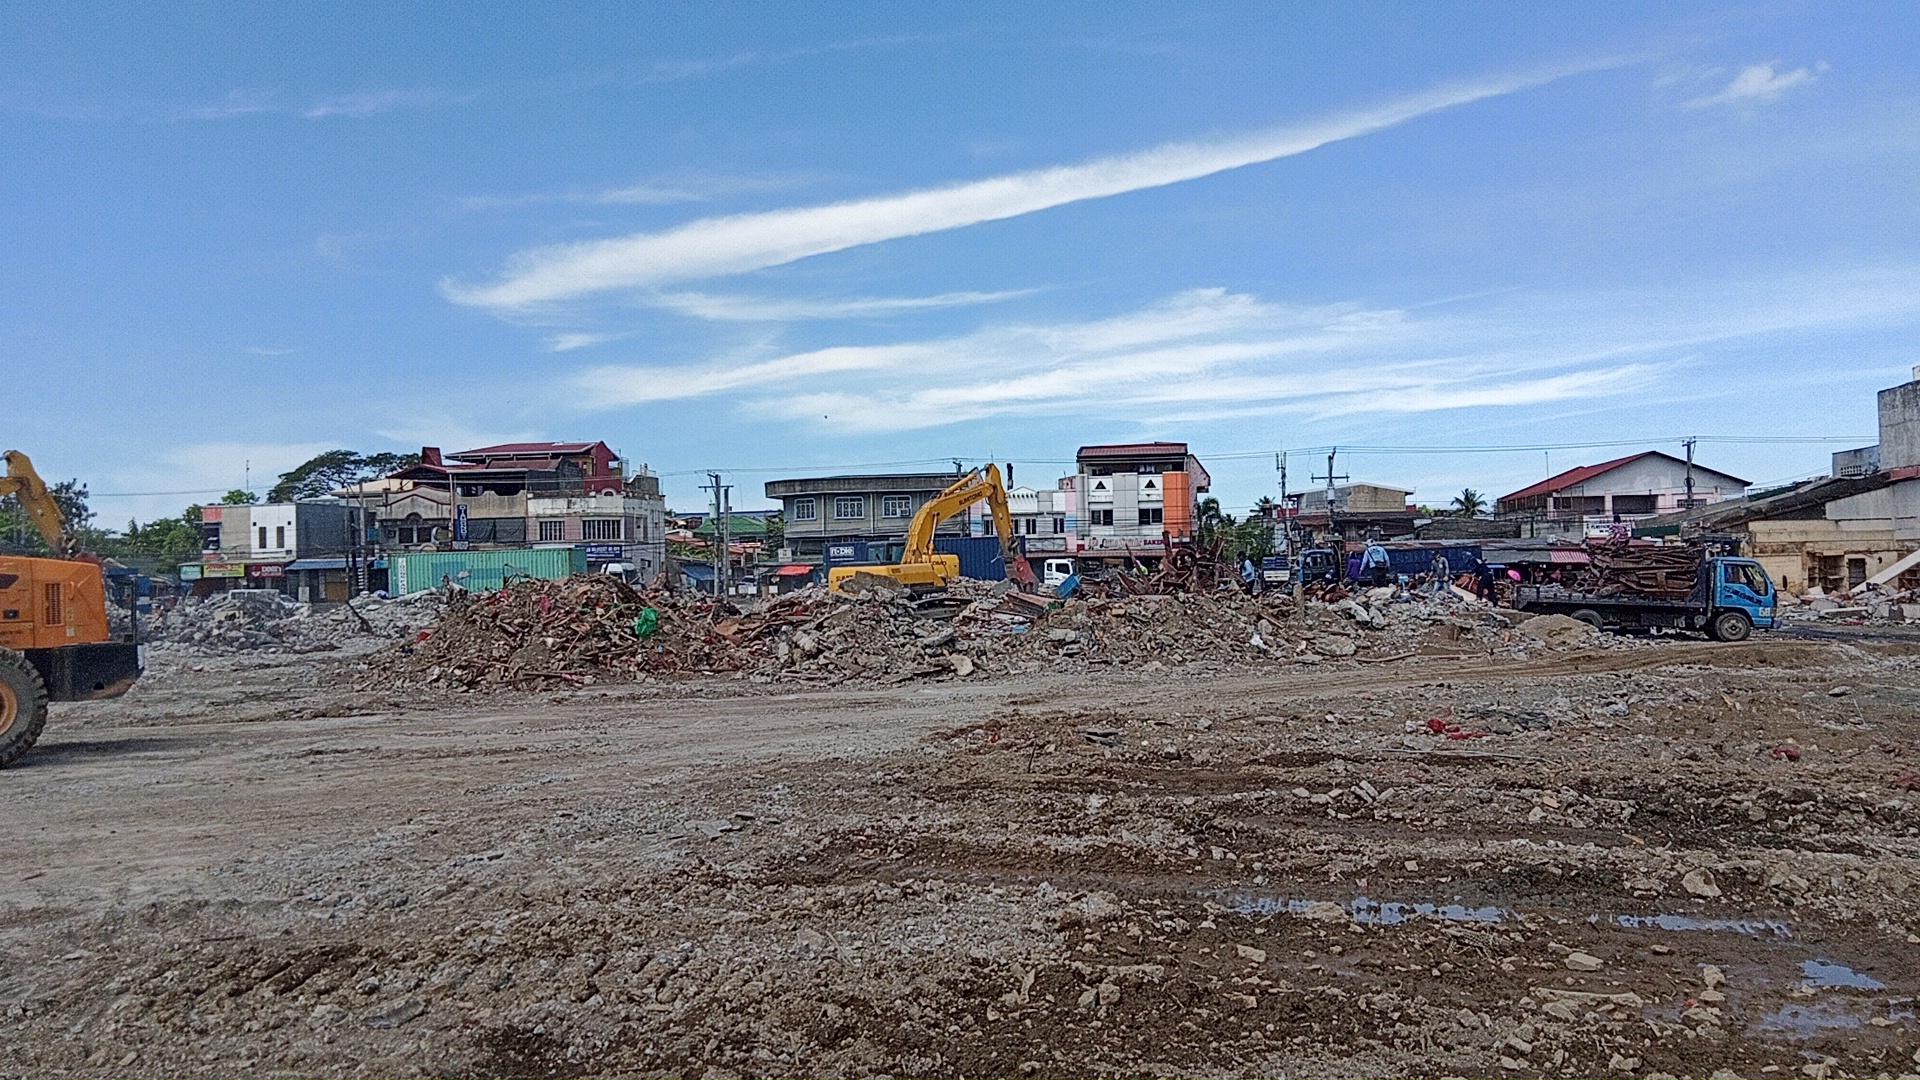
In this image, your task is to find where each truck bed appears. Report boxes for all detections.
[1513,585,1701,611]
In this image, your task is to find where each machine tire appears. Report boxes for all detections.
[1569,608,1605,631]
[1710,610,1752,643]
[0,649,50,768]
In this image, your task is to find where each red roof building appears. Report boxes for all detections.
[1497,451,1748,521]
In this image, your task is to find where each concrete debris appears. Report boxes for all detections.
[381,575,1639,692]
[144,589,444,655]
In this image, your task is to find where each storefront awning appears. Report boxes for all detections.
[775,564,815,577]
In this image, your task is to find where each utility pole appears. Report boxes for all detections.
[1683,437,1697,513]
[702,472,732,600]
[1311,447,1349,498]
[1311,447,1350,540]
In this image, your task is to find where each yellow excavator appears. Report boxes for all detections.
[827,464,1039,593]
[0,451,143,767]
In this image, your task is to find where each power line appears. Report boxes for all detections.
[84,433,1878,498]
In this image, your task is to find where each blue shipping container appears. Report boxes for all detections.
[820,537,1007,581]
[934,536,1007,581]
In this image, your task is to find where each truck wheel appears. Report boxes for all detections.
[1570,609,1605,631]
[1710,611,1752,643]
[0,650,50,768]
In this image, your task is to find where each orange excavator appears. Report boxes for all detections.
[0,451,142,767]
[826,464,1039,593]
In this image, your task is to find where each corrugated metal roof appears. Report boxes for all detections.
[1076,442,1190,458]
[1499,451,1751,504]
[453,442,601,457]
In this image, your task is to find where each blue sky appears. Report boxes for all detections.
[6,3,1917,523]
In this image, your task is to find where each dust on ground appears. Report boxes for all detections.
[3,623,1918,1078]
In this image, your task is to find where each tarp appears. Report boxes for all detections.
[775,564,815,577]
[286,558,348,571]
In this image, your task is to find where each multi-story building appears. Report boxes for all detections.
[1073,442,1210,562]
[367,441,665,579]
[1497,452,1747,535]
[1294,482,1418,540]
[184,501,360,600]
[1008,478,1078,554]
[764,470,975,566]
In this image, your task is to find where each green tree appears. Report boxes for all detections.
[221,489,259,505]
[267,449,420,503]
[1450,488,1487,517]
[120,506,205,573]
[0,478,98,553]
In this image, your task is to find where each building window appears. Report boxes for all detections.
[538,519,566,542]
[1053,516,1066,534]
[791,498,817,521]
[1091,509,1114,527]
[833,496,865,520]
[257,526,268,549]
[1138,507,1164,526]
[1848,557,1868,588]
[582,518,622,541]
[881,495,913,519]
[275,525,286,549]
[1022,518,1037,534]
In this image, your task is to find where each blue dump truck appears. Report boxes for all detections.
[1512,554,1777,642]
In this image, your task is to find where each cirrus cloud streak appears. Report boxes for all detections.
[446,63,1614,310]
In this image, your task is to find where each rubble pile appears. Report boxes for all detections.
[147,589,443,654]
[1787,582,1920,624]
[385,573,1611,691]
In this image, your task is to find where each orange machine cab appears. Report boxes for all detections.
[0,557,112,651]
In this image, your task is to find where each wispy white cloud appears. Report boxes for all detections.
[170,89,278,121]
[566,266,1920,433]
[445,62,1615,310]
[1686,62,1822,108]
[453,172,816,212]
[303,89,453,119]
[649,288,1036,322]
[547,332,624,352]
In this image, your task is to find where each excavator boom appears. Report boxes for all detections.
[1,451,68,556]
[829,464,1037,592]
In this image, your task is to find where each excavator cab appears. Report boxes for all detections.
[0,451,143,767]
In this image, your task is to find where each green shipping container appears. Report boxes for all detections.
[389,548,587,595]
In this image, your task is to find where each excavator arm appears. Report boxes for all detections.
[899,465,1037,588]
[1,451,70,556]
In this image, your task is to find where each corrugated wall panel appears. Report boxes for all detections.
[390,548,586,595]
[1163,471,1193,537]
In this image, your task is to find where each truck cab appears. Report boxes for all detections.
[1041,559,1077,588]
[1297,547,1341,585]
[1710,557,1776,636]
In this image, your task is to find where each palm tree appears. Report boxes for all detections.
[1253,495,1278,518]
[1450,488,1486,517]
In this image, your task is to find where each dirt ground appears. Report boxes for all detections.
[4,631,1919,1078]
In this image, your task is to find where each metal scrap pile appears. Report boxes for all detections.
[1575,543,1701,599]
